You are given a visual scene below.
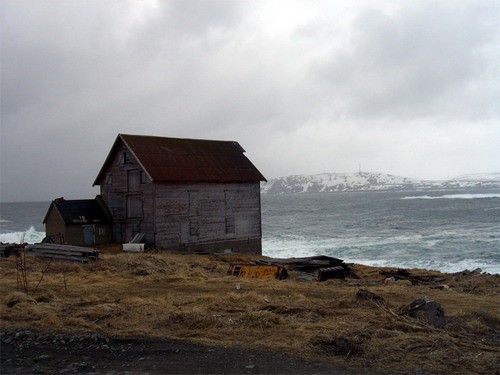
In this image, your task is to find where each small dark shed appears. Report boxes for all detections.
[43,196,112,246]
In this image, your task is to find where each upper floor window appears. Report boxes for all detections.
[128,170,141,192]
[119,152,130,165]
[140,171,147,184]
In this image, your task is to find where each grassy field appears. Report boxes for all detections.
[1,246,498,374]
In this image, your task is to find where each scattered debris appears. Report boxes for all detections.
[0,243,25,258]
[130,233,145,244]
[255,256,355,281]
[317,266,346,281]
[379,269,446,285]
[429,284,451,291]
[25,243,99,262]
[399,296,446,327]
[123,233,146,252]
[41,234,65,244]
[452,268,484,277]
[356,289,385,303]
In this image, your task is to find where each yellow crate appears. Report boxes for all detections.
[228,264,288,279]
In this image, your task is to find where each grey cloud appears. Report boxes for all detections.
[314,3,500,122]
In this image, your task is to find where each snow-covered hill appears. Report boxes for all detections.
[261,172,500,194]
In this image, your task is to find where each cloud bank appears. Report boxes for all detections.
[1,0,499,201]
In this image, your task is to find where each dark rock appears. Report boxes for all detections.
[356,288,385,302]
[401,296,446,327]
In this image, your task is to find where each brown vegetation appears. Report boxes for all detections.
[1,245,498,374]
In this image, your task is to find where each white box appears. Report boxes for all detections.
[123,243,145,252]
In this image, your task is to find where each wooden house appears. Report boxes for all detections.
[93,134,266,254]
[43,197,112,246]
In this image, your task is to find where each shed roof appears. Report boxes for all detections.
[93,134,266,185]
[43,198,111,225]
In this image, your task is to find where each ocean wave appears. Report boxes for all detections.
[262,232,500,275]
[401,193,500,200]
[263,243,500,274]
[0,226,46,244]
[0,219,12,223]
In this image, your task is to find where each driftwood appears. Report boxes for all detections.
[356,289,385,303]
[317,266,346,281]
[380,269,446,285]
[255,255,345,271]
[255,256,355,281]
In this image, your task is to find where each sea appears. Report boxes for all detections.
[1,190,499,274]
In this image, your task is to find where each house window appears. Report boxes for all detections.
[127,195,142,219]
[189,219,199,237]
[188,191,199,215]
[224,190,234,210]
[225,216,235,234]
[119,152,130,165]
[105,173,112,185]
[128,170,140,192]
[188,191,199,237]
[225,190,235,234]
[140,171,147,184]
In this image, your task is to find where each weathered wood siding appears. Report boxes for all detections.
[82,224,113,246]
[153,182,262,254]
[98,143,155,243]
[64,225,86,246]
[45,212,85,246]
[45,217,112,247]
[45,208,66,241]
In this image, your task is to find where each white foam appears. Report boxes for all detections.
[0,226,45,244]
[262,234,500,275]
[346,258,500,275]
[402,193,500,200]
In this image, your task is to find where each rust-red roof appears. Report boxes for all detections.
[94,134,266,185]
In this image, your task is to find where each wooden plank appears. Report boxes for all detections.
[26,244,99,262]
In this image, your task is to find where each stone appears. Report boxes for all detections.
[404,296,446,327]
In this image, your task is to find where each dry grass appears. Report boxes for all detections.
[1,248,498,375]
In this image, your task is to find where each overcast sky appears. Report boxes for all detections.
[1,0,499,202]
